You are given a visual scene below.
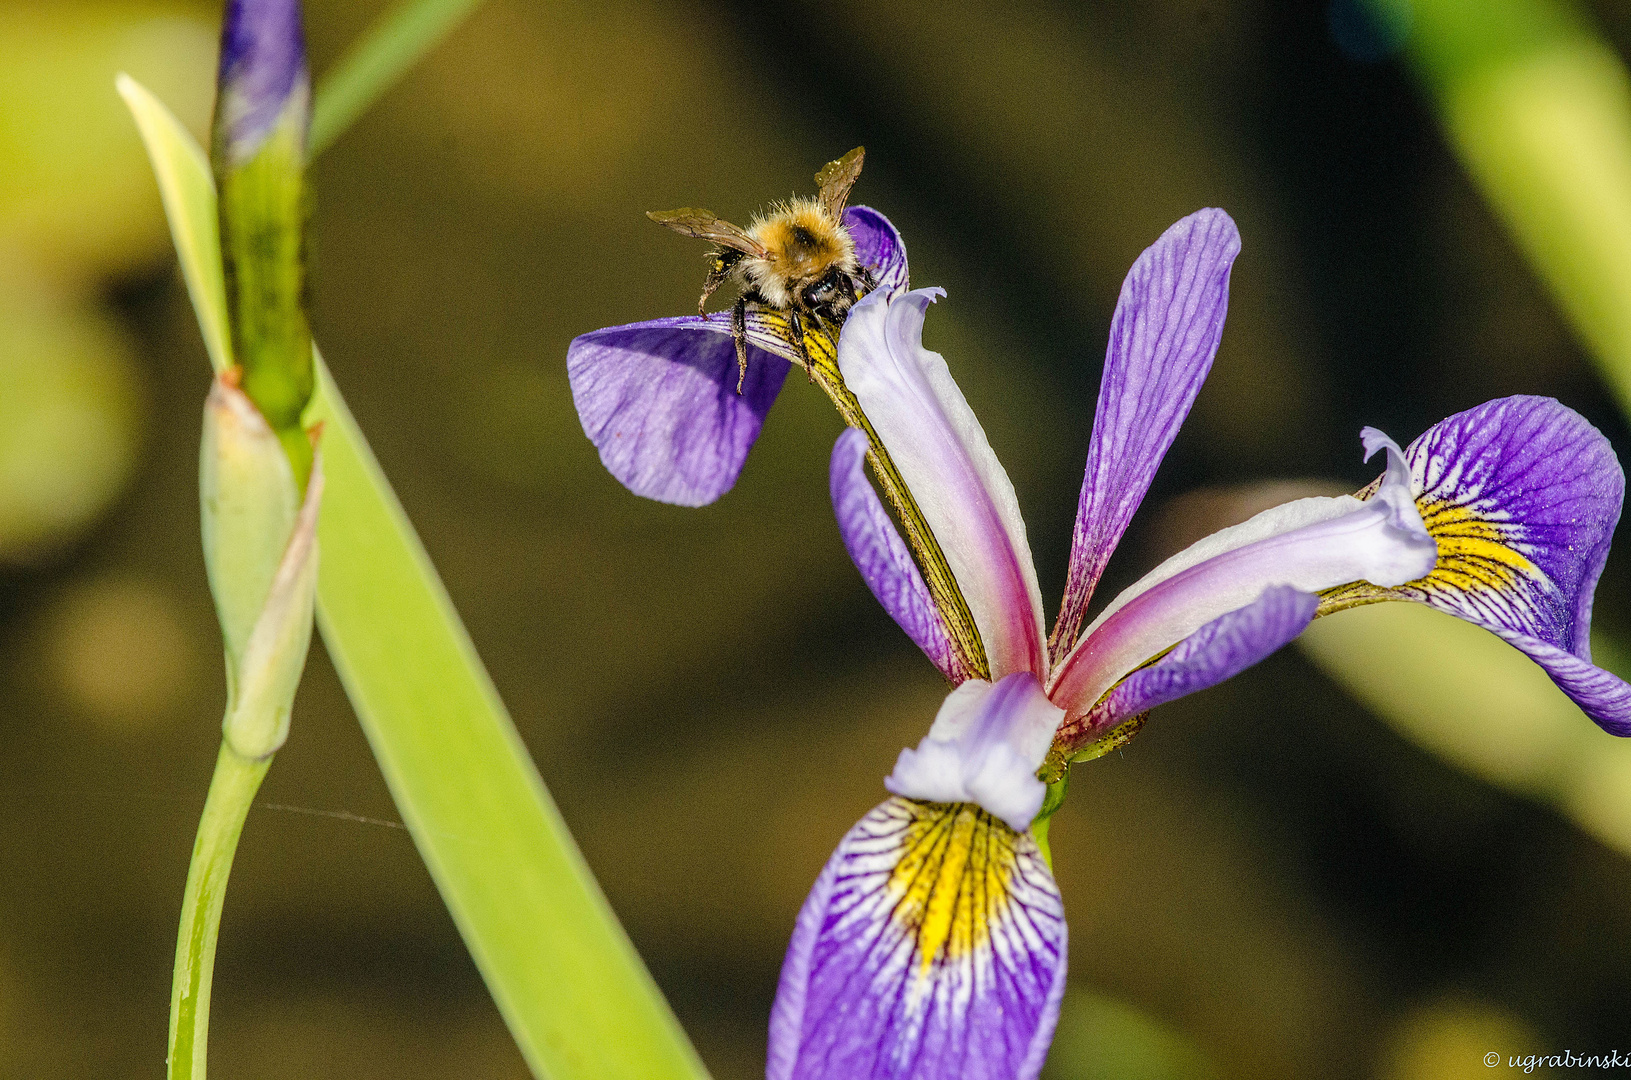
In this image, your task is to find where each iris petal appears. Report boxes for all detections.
[846,205,911,297]
[566,315,791,506]
[1049,431,1436,719]
[838,288,1047,680]
[1052,586,1318,757]
[1053,209,1241,662]
[831,428,965,682]
[885,672,1065,832]
[1323,396,1631,735]
[768,797,1067,1080]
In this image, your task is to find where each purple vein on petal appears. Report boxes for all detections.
[1051,208,1241,665]
[768,798,1067,1080]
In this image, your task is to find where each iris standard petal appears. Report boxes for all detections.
[1049,433,1436,719]
[845,205,911,297]
[839,288,1048,680]
[768,797,1067,1080]
[831,428,965,682]
[1321,396,1631,735]
[885,672,1065,832]
[1052,209,1241,662]
[567,315,793,506]
[1052,585,1317,757]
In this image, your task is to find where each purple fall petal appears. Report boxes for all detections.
[831,428,965,682]
[1484,629,1631,737]
[1389,396,1623,660]
[215,0,309,160]
[1338,396,1631,736]
[768,798,1067,1080]
[1052,209,1241,662]
[1056,586,1317,752]
[838,288,1048,681]
[845,206,910,297]
[567,315,792,506]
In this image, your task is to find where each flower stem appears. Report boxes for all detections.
[310,0,485,154]
[167,742,272,1080]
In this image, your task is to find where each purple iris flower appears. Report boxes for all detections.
[767,208,1631,1079]
[567,206,909,507]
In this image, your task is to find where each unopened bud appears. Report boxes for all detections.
[212,0,314,482]
[201,372,321,759]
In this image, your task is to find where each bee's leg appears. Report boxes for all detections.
[788,309,817,384]
[732,294,750,394]
[698,250,738,316]
[857,265,878,295]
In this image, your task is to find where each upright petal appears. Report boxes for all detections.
[831,428,965,682]
[1051,209,1241,663]
[845,205,910,297]
[839,288,1047,680]
[1049,431,1436,719]
[1322,396,1631,735]
[567,315,792,506]
[768,797,1067,1080]
[885,672,1065,833]
[1051,586,1317,759]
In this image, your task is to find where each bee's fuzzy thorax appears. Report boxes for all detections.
[741,196,858,308]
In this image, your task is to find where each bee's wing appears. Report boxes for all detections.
[815,147,865,218]
[646,208,767,257]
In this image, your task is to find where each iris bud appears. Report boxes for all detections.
[212,0,314,484]
[201,372,320,760]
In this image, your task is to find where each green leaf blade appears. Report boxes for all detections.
[116,74,233,375]
[307,361,710,1079]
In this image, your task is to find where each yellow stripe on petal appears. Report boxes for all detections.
[768,797,1067,1080]
[887,801,1017,977]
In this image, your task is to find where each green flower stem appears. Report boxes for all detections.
[127,80,710,1080]
[310,0,484,154]
[167,742,272,1080]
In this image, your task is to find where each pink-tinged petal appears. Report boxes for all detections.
[845,205,910,297]
[1049,433,1436,719]
[831,428,965,682]
[768,798,1067,1080]
[838,288,1047,680]
[885,672,1065,832]
[1322,396,1630,736]
[567,315,792,506]
[1053,586,1317,756]
[1052,209,1241,663]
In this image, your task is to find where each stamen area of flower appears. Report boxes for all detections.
[884,672,1065,833]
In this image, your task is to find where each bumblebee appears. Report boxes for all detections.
[647,147,876,390]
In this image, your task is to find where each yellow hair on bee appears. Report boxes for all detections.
[741,196,858,308]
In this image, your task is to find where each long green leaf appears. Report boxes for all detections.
[310,0,484,154]
[121,77,710,1080]
[1375,0,1631,408]
[117,74,232,375]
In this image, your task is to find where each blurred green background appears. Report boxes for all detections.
[5,0,1631,1076]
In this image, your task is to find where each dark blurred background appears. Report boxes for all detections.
[5,0,1631,1076]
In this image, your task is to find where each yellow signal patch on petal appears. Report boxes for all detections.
[1416,497,1535,594]
[1320,491,1539,617]
[887,801,1017,977]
